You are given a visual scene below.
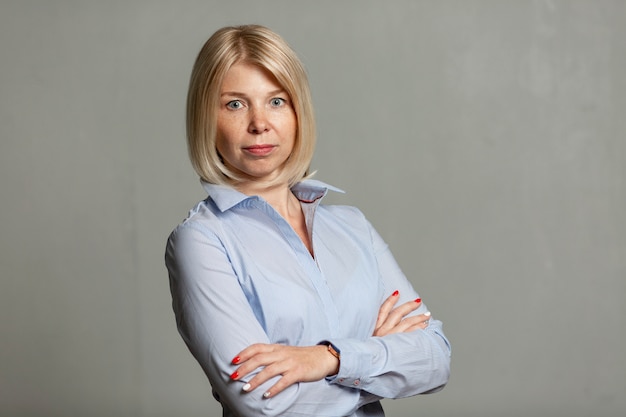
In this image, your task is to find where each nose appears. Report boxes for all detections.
[248,107,269,134]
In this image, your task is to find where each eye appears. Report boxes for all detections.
[270,98,286,107]
[226,100,243,109]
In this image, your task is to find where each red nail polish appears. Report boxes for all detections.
[230,371,239,380]
[392,290,399,297]
[414,298,421,303]
[232,356,241,364]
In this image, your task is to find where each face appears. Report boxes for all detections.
[216,61,297,186]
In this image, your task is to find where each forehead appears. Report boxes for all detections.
[220,62,284,94]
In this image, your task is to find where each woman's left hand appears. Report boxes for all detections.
[230,343,339,398]
[373,291,431,337]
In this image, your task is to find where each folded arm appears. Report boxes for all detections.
[166,223,367,416]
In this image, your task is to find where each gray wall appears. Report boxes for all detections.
[1,1,624,416]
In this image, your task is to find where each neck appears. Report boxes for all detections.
[236,181,300,219]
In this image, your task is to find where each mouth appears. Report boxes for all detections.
[243,144,276,156]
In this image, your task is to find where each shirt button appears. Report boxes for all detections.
[353,379,360,386]
[338,378,345,383]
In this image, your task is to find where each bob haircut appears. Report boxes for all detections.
[186,24,316,187]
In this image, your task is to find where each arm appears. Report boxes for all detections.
[327,218,451,398]
[218,214,451,402]
[231,295,432,399]
[165,223,367,416]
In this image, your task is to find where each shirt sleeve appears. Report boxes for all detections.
[326,218,451,398]
[165,222,375,416]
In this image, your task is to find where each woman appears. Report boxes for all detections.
[165,24,451,416]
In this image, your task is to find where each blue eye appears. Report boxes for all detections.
[226,100,242,109]
[270,98,286,107]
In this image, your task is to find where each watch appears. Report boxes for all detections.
[319,341,341,360]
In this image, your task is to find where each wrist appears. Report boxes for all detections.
[318,341,341,376]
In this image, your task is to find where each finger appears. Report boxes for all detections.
[375,290,400,328]
[243,344,333,396]
[231,345,279,381]
[375,290,400,329]
[261,371,297,399]
[405,322,424,333]
[375,308,431,337]
[240,360,286,394]
[389,315,423,334]
[399,311,432,333]
[378,298,421,333]
[231,356,265,382]
[388,298,422,322]
[233,343,272,364]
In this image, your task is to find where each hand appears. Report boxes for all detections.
[230,343,338,398]
[373,291,431,337]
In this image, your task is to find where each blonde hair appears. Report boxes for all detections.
[186,24,315,187]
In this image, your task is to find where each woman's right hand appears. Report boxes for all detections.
[373,291,431,337]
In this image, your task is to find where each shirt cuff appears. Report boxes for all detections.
[322,338,376,389]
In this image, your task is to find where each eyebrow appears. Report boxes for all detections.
[220,89,288,98]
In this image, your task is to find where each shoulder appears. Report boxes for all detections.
[167,198,223,246]
[321,203,366,220]
[317,204,373,233]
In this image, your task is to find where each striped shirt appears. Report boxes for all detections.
[165,179,451,416]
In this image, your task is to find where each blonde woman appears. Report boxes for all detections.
[166,24,450,417]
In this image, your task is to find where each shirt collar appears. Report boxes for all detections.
[201,179,345,212]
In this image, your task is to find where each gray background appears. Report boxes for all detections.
[1,1,624,416]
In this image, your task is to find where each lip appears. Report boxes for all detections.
[243,144,276,156]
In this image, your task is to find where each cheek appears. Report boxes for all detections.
[283,113,298,138]
[214,128,235,162]
[215,137,224,157]
[215,119,238,150]
[216,110,237,134]
[214,128,225,154]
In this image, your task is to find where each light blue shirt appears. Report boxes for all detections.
[165,179,451,417]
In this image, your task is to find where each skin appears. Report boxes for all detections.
[217,61,297,193]
[217,61,311,254]
[219,61,431,398]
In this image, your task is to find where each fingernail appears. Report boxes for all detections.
[425,311,431,317]
[242,383,251,392]
[414,298,421,303]
[392,290,399,297]
[263,391,271,398]
[232,356,241,364]
[230,371,239,380]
